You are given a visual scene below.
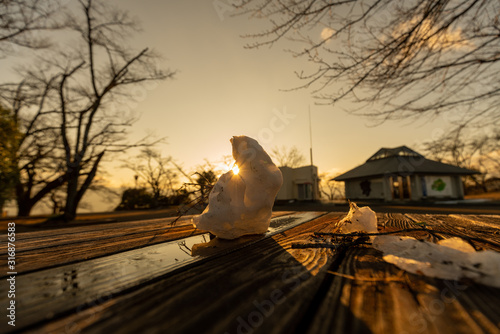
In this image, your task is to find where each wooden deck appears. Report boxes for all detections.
[1,211,500,333]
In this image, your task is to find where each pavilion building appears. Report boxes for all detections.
[333,146,478,201]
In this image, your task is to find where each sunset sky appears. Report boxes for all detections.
[104,0,452,187]
[3,1,457,213]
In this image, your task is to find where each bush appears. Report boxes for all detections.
[115,187,192,210]
[115,188,154,210]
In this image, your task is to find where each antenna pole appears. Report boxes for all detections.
[309,105,313,166]
[309,105,315,201]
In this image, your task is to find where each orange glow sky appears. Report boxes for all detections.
[109,1,452,184]
[4,1,456,196]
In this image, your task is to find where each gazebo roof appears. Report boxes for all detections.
[334,146,479,181]
[367,146,423,161]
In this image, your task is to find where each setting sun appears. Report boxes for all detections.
[232,164,240,175]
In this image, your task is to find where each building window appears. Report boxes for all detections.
[360,180,371,196]
[297,183,312,200]
[392,178,400,199]
[391,176,411,199]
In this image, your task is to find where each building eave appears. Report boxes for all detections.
[333,157,479,182]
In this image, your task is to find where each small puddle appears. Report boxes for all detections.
[154,233,211,263]
[149,215,304,264]
[119,213,321,277]
[78,234,215,284]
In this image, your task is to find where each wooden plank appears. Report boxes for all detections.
[378,213,440,243]
[0,211,293,275]
[19,212,344,334]
[406,213,500,251]
[0,211,326,332]
[10,211,292,245]
[11,215,195,242]
[30,211,500,334]
[452,214,500,227]
[304,246,412,333]
[7,212,500,334]
[378,213,422,230]
[0,225,205,275]
[301,213,500,333]
[303,244,500,333]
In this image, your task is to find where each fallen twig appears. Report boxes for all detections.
[314,228,500,249]
[326,270,406,282]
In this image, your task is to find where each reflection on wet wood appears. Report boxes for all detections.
[0,211,294,275]
[0,211,324,332]
[1,211,500,334]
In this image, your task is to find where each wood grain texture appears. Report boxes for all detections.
[406,213,500,251]
[378,213,440,242]
[15,212,341,334]
[0,211,326,332]
[3,212,500,334]
[0,211,293,275]
[304,245,500,334]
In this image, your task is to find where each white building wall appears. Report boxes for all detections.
[410,175,420,201]
[276,165,320,201]
[414,176,424,200]
[276,167,294,200]
[342,174,467,202]
[383,176,393,201]
[418,175,463,199]
[454,176,465,199]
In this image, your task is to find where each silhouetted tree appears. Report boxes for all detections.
[0,0,61,57]
[124,148,179,206]
[116,188,153,210]
[237,0,500,133]
[319,172,344,200]
[271,145,305,168]
[1,0,174,219]
[41,189,65,215]
[423,129,500,192]
[194,170,217,199]
[1,77,75,216]
[174,160,222,207]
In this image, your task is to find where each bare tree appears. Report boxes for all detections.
[319,172,344,200]
[1,0,174,220]
[173,158,228,206]
[193,170,217,199]
[0,0,63,214]
[124,148,179,205]
[58,0,173,221]
[40,189,65,215]
[0,80,65,216]
[0,0,62,56]
[423,129,500,191]
[271,145,306,167]
[236,0,500,133]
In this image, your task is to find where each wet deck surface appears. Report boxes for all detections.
[1,211,500,333]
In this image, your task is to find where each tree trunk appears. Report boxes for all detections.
[17,199,34,217]
[15,174,67,217]
[15,183,34,217]
[63,176,79,222]
[63,152,105,222]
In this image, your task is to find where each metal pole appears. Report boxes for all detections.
[309,106,313,166]
[309,105,315,200]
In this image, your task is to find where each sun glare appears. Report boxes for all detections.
[232,164,239,175]
[320,27,335,42]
